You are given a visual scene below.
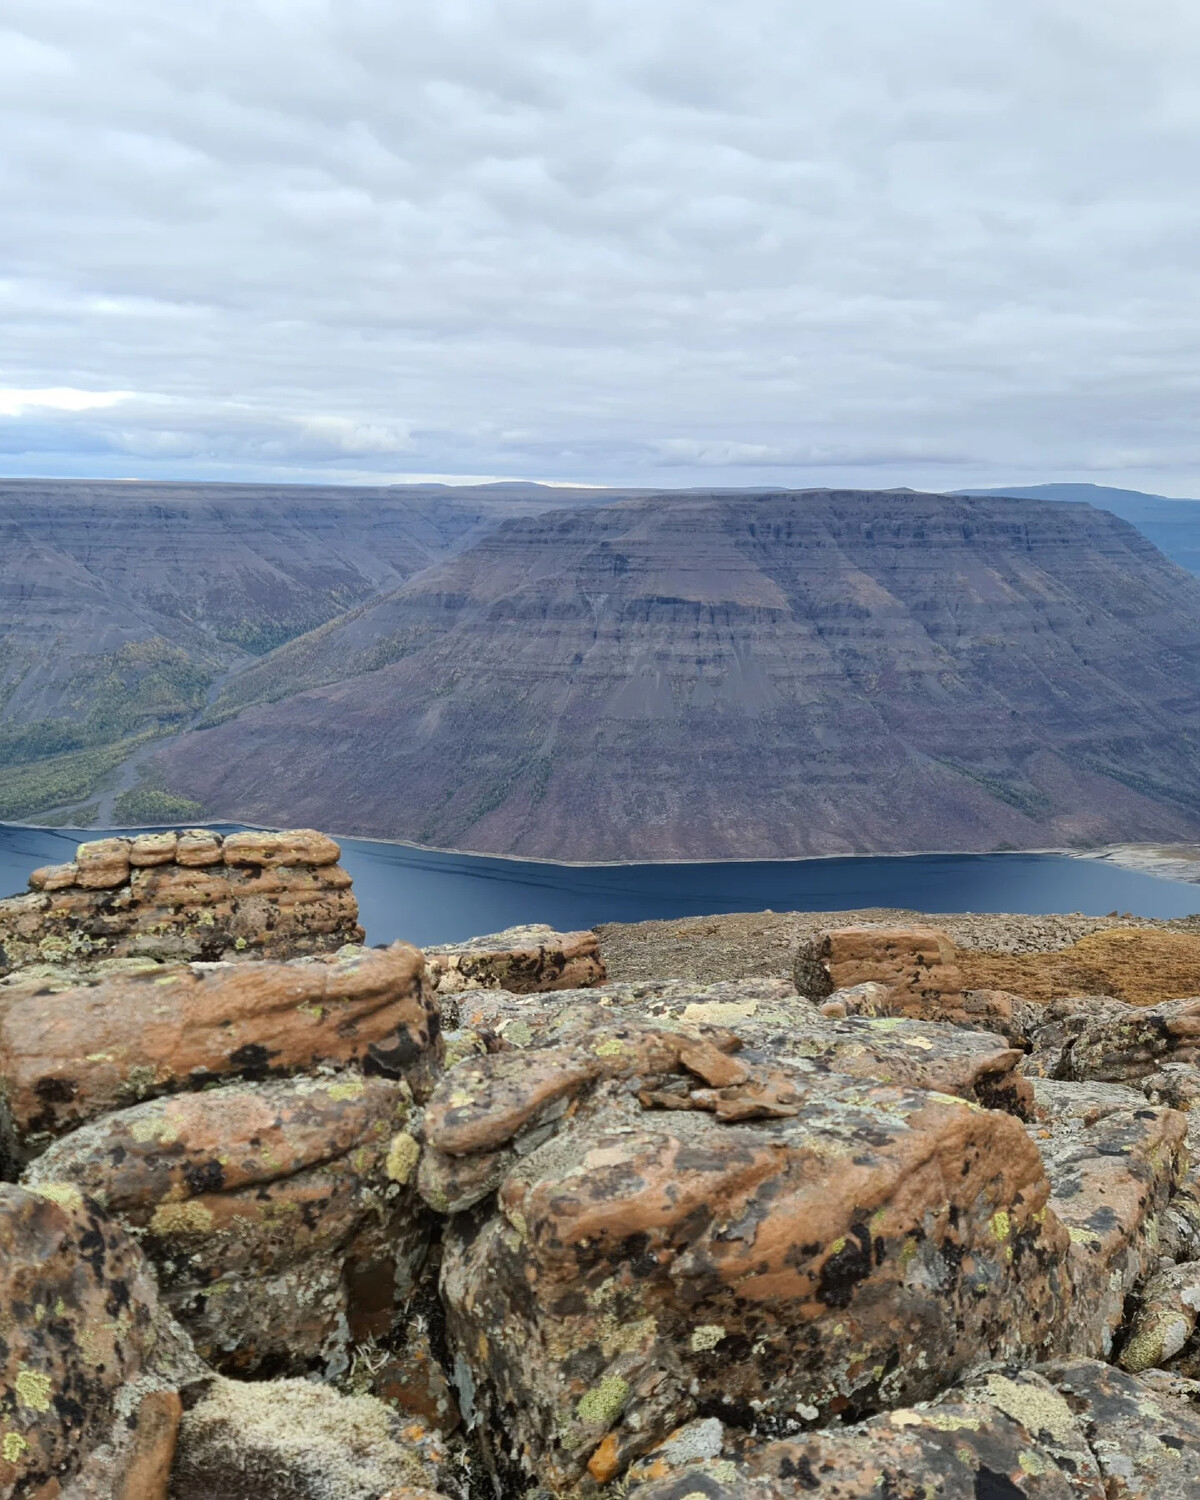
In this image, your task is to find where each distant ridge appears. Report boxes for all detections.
[952,483,1200,575]
[147,488,1200,861]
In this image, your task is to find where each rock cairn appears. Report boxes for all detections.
[0,828,363,976]
[4,876,1200,1499]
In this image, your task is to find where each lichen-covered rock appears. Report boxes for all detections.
[0,827,363,976]
[0,941,439,1156]
[625,1369,1104,1498]
[1023,994,1133,1080]
[171,1376,460,1500]
[1040,1358,1200,1497]
[1032,1084,1189,1357]
[22,1072,430,1378]
[793,925,963,1006]
[825,980,1044,1047]
[1052,996,1200,1083]
[436,1041,1070,1490]
[441,979,1033,1119]
[625,1358,1200,1499]
[1120,1261,1200,1374]
[0,1184,195,1499]
[425,924,605,994]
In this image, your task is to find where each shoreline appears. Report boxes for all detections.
[4,817,1200,884]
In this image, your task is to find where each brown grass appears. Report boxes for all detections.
[959,928,1200,1007]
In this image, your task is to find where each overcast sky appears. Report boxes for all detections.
[3,0,1200,493]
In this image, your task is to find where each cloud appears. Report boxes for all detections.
[2,0,1200,493]
[0,387,134,417]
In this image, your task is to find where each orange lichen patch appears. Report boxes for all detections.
[959,928,1200,1007]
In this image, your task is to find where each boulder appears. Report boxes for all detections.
[1032,1082,1190,1357]
[23,1071,431,1378]
[433,1032,1070,1489]
[0,941,439,1156]
[793,925,963,1005]
[170,1376,459,1500]
[824,980,1043,1047]
[625,1358,1200,1499]
[425,924,605,994]
[1059,996,1200,1083]
[0,827,364,976]
[0,1184,198,1499]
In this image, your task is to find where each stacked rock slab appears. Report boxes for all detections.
[0,940,438,1165]
[0,828,363,976]
[424,923,605,993]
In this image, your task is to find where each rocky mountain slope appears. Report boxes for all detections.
[0,478,628,818]
[147,488,1200,859]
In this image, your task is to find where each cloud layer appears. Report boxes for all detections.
[4,0,1200,491]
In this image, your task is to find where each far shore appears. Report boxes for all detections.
[4,817,1200,883]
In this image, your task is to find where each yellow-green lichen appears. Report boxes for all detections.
[130,1115,180,1146]
[2,1431,27,1463]
[149,1200,214,1236]
[690,1324,725,1352]
[982,1375,1078,1445]
[989,1210,1011,1243]
[593,1039,625,1058]
[28,1183,83,1213]
[325,1075,366,1102]
[385,1132,420,1185]
[576,1375,630,1429]
[15,1367,52,1412]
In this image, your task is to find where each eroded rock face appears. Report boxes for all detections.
[793,925,964,1006]
[0,828,362,976]
[0,941,438,1158]
[1055,996,1200,1083]
[0,1184,184,1499]
[431,1026,1070,1490]
[22,1072,430,1379]
[425,924,605,994]
[171,1376,459,1500]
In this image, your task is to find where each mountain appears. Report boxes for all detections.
[146,489,1200,860]
[953,483,1200,576]
[0,478,629,817]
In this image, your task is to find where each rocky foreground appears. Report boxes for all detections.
[3,833,1200,1497]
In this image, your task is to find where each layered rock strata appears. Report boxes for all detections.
[0,828,362,976]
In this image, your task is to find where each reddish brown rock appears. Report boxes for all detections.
[0,827,364,975]
[1059,996,1200,1083]
[127,832,178,868]
[27,864,78,893]
[175,829,223,866]
[425,924,605,994]
[793,925,964,1006]
[222,829,342,867]
[435,1042,1071,1490]
[74,838,132,891]
[0,941,439,1153]
[0,1185,183,1499]
[23,1071,431,1377]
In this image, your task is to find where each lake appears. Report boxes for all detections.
[2,822,1199,947]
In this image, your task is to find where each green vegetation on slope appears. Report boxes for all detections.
[0,640,213,773]
[0,736,155,820]
[113,786,204,823]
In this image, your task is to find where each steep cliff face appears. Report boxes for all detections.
[147,490,1200,860]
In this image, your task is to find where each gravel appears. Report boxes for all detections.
[596,907,1200,985]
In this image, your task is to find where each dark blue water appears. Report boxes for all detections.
[3,822,1198,947]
